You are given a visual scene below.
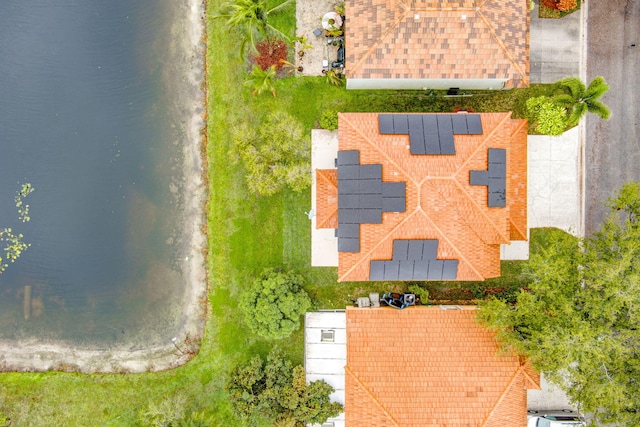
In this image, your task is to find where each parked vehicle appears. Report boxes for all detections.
[527,410,586,427]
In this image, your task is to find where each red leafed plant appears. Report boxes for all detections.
[555,0,577,11]
[250,38,289,71]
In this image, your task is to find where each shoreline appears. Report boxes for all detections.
[0,0,209,374]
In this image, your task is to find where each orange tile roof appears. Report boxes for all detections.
[316,169,339,229]
[322,112,527,282]
[345,306,540,427]
[345,0,530,87]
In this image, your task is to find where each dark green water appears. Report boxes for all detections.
[0,1,205,348]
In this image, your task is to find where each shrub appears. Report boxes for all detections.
[239,268,312,339]
[250,38,289,71]
[556,0,577,11]
[318,110,338,130]
[526,96,567,136]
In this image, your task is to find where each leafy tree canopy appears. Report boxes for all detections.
[226,347,343,426]
[232,112,311,196]
[554,76,611,125]
[240,268,312,339]
[478,182,640,426]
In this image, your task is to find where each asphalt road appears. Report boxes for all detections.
[585,0,640,234]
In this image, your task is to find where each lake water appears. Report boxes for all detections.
[0,0,206,352]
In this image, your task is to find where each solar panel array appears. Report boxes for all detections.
[369,239,459,281]
[378,113,483,155]
[469,148,507,208]
[337,150,407,253]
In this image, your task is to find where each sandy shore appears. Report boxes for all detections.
[0,0,208,374]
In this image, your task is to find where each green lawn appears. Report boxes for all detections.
[0,0,565,425]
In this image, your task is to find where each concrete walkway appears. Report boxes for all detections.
[529,0,581,83]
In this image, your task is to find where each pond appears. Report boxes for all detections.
[0,0,206,370]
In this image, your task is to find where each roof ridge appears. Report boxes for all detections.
[480,364,526,426]
[476,5,528,86]
[426,180,487,281]
[346,5,409,79]
[345,365,401,427]
[453,177,511,244]
[521,361,542,390]
[510,218,527,241]
[454,112,511,178]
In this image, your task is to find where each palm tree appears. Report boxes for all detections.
[553,76,611,125]
[244,65,277,97]
[215,0,292,57]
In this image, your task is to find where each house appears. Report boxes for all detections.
[344,0,530,90]
[312,112,528,282]
[305,306,541,427]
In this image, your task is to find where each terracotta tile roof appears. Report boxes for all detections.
[322,112,527,282]
[316,169,339,229]
[345,0,530,87]
[345,307,540,427]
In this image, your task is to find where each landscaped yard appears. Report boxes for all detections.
[0,0,568,425]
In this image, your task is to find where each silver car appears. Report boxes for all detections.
[527,410,586,427]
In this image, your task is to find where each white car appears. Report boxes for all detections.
[527,410,586,427]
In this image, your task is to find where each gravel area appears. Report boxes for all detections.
[295,0,343,76]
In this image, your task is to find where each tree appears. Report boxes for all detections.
[477,182,640,426]
[554,76,611,125]
[232,111,311,196]
[239,268,311,339]
[244,64,277,97]
[215,0,292,57]
[526,96,567,136]
[226,347,343,426]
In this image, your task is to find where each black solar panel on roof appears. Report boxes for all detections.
[422,240,439,260]
[488,161,506,178]
[489,190,506,208]
[369,261,385,280]
[336,150,407,253]
[382,182,406,198]
[384,261,400,280]
[470,170,489,186]
[379,114,394,134]
[393,114,409,134]
[393,240,409,260]
[382,197,406,212]
[489,148,506,164]
[466,114,483,134]
[413,261,429,280]
[377,113,483,156]
[451,114,468,134]
[408,240,424,260]
[427,260,444,280]
[338,238,359,252]
[337,150,360,166]
[442,260,459,280]
[399,260,414,280]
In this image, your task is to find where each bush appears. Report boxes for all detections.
[240,268,312,339]
[318,110,338,131]
[556,0,577,11]
[250,38,289,71]
[526,96,567,136]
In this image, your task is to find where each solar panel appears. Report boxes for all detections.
[470,170,489,186]
[339,194,359,208]
[360,209,382,224]
[409,127,426,155]
[338,165,359,180]
[451,114,468,134]
[393,114,409,134]
[382,182,406,198]
[340,179,359,195]
[369,261,385,280]
[489,148,506,164]
[393,240,409,260]
[338,208,359,224]
[399,260,415,280]
[360,194,381,209]
[427,260,444,280]
[422,240,439,260]
[488,161,506,178]
[383,260,400,280]
[408,240,424,260]
[437,114,453,134]
[489,190,506,208]
[422,114,438,133]
[413,261,429,279]
[425,132,441,154]
[382,197,406,212]
[408,115,423,133]
[466,114,483,134]
[378,114,394,134]
[337,223,360,238]
[439,132,456,155]
[359,179,382,194]
[442,260,459,280]
[359,164,382,179]
[338,238,359,252]
[337,150,359,166]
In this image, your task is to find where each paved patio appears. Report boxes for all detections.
[295,0,342,76]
